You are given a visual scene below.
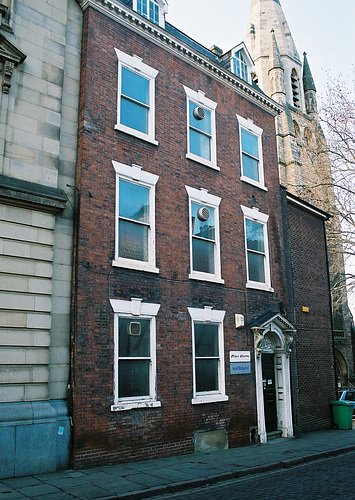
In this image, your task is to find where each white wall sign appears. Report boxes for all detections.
[230,351,250,363]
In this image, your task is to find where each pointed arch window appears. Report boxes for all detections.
[133,0,167,27]
[304,127,312,146]
[232,50,248,82]
[293,120,300,139]
[291,69,300,108]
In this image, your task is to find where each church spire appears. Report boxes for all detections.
[269,29,283,71]
[268,29,285,103]
[302,52,316,92]
[303,52,317,114]
[246,0,302,108]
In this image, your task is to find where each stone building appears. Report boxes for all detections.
[0,0,82,478]
[245,0,355,388]
[71,0,336,469]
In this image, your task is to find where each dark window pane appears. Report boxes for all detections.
[119,359,150,397]
[195,324,219,357]
[121,67,149,105]
[119,220,148,261]
[192,238,215,273]
[119,180,149,222]
[190,129,211,160]
[196,359,218,392]
[248,251,265,283]
[242,153,259,181]
[246,219,265,252]
[119,318,150,357]
[121,97,149,134]
[241,129,259,158]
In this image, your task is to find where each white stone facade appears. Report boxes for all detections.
[0,0,82,477]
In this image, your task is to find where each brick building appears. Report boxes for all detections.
[71,0,336,468]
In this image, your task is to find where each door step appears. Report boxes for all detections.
[267,430,282,440]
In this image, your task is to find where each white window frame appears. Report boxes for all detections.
[112,161,159,274]
[184,86,218,171]
[115,48,158,145]
[110,298,161,411]
[241,206,273,292]
[186,186,224,284]
[188,306,228,405]
[237,114,266,190]
[133,0,168,27]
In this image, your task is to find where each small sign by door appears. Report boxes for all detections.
[230,362,251,374]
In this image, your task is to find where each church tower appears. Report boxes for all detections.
[246,0,321,193]
[245,0,355,388]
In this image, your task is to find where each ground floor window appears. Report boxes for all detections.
[110,298,161,411]
[188,306,228,405]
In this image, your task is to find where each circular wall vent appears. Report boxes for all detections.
[193,106,205,120]
[197,206,210,221]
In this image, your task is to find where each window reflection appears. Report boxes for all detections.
[191,202,215,274]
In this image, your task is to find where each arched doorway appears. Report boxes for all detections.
[251,313,296,444]
[334,349,348,390]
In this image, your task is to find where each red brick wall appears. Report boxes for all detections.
[71,6,332,468]
[287,201,336,432]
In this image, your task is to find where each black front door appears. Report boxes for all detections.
[262,353,277,433]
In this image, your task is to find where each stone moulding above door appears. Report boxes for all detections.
[250,311,296,357]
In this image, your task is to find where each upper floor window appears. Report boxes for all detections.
[228,43,254,84]
[188,306,228,405]
[110,298,161,411]
[112,161,159,274]
[232,50,248,82]
[186,186,224,284]
[237,114,266,190]
[133,0,168,27]
[241,206,273,292]
[115,48,158,145]
[291,69,300,108]
[184,86,218,170]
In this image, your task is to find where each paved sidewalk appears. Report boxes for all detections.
[1,426,354,500]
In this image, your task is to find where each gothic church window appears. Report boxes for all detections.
[291,69,300,108]
[304,127,312,146]
[293,120,300,138]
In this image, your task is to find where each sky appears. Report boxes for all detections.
[167,0,355,315]
[166,0,355,100]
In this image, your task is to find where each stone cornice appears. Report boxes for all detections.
[76,0,282,116]
[0,174,68,214]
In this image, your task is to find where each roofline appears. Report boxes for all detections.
[286,191,331,220]
[76,0,283,116]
